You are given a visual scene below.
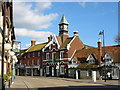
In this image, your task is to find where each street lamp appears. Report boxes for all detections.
[99,30,106,82]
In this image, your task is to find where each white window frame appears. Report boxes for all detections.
[60,51,64,60]
[52,52,56,62]
[46,53,50,60]
[72,58,77,64]
[33,52,34,57]
[60,65,64,75]
[27,60,30,65]
[32,60,35,65]
[28,53,30,58]
[87,54,95,64]
[46,66,49,74]
[38,59,40,65]
[38,52,40,57]
[104,53,112,65]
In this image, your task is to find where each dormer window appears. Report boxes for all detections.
[87,54,96,64]
[104,53,112,65]
[71,58,77,64]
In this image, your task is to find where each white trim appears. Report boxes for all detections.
[60,51,64,60]
[53,34,60,48]
[70,49,77,61]
[42,41,52,52]
[67,36,76,50]
[52,52,56,62]
[46,53,50,60]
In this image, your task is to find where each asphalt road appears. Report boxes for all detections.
[9,76,120,90]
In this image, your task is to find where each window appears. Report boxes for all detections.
[46,53,50,60]
[52,52,56,62]
[88,60,95,64]
[33,52,34,57]
[38,52,40,57]
[60,65,64,74]
[104,53,112,65]
[72,58,77,64]
[32,60,35,65]
[27,60,30,65]
[28,53,30,58]
[46,66,49,74]
[87,54,95,64]
[38,59,40,65]
[60,51,64,59]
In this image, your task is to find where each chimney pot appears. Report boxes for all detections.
[31,40,36,46]
[48,35,52,42]
[73,31,79,36]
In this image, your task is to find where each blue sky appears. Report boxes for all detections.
[14,2,118,49]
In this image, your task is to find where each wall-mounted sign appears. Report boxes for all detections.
[13,41,21,53]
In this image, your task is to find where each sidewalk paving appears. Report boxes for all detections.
[10,76,120,89]
[47,77,120,86]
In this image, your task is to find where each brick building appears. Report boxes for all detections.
[72,39,120,80]
[21,15,85,77]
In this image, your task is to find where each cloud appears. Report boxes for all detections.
[15,28,53,42]
[79,2,86,8]
[14,2,58,30]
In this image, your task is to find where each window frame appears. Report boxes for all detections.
[60,51,64,59]
[46,53,50,60]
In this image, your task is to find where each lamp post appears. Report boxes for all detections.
[99,30,106,82]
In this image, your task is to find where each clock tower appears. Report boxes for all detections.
[59,15,69,36]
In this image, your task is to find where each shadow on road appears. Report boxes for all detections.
[7,85,120,90]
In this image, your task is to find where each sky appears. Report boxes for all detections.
[13,1,118,49]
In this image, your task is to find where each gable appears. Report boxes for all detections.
[104,53,112,59]
[87,54,96,61]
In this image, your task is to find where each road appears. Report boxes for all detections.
[10,76,119,89]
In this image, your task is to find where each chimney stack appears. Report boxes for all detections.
[73,31,78,36]
[98,38,102,64]
[31,40,36,46]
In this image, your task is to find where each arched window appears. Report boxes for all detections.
[72,58,77,64]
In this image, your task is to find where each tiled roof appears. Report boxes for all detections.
[77,63,99,69]
[56,36,62,46]
[75,45,120,63]
[60,37,73,49]
[26,43,48,52]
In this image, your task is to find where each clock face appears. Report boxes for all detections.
[64,25,68,30]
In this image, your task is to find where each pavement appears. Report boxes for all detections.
[9,76,120,89]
